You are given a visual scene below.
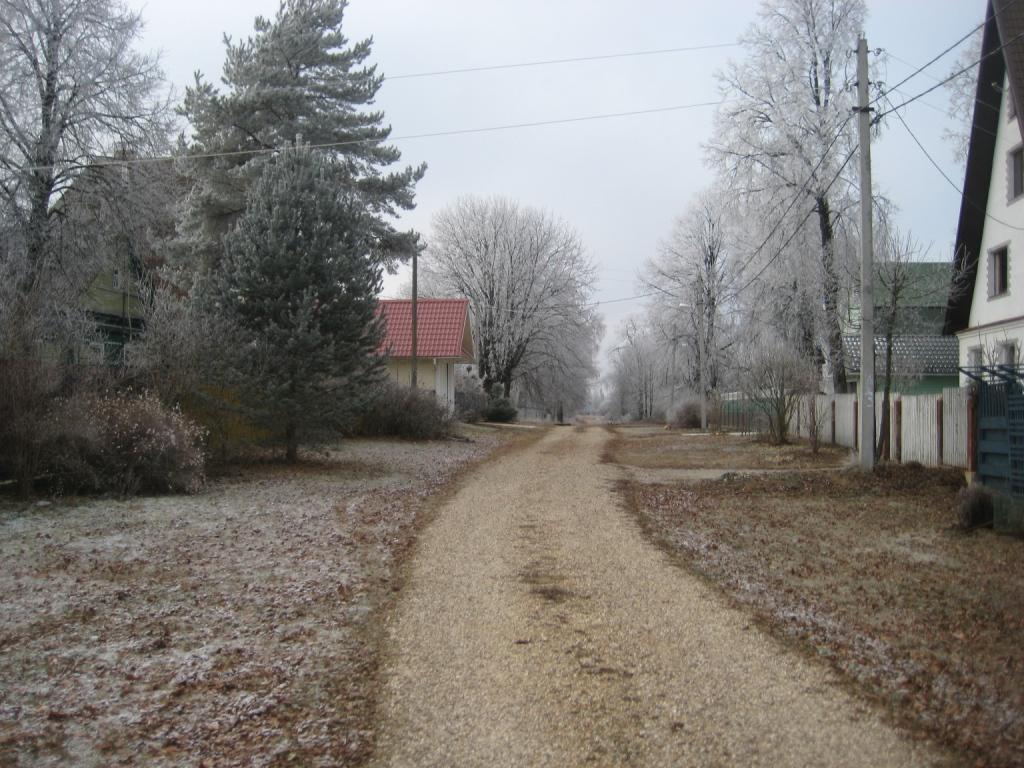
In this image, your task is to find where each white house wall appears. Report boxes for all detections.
[959,73,1024,374]
[385,359,457,411]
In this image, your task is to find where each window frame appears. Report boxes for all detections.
[1010,145,1024,202]
[999,341,1018,367]
[989,245,1010,298]
[967,345,983,368]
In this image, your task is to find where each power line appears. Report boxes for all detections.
[733,146,859,297]
[728,114,854,282]
[379,290,659,316]
[885,51,999,116]
[886,94,1024,232]
[15,99,728,175]
[871,16,990,106]
[887,84,999,140]
[384,42,739,81]
[878,26,1024,120]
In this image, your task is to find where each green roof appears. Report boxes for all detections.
[874,262,951,310]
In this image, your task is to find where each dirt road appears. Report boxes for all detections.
[369,427,954,767]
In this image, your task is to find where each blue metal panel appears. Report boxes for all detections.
[1008,393,1024,498]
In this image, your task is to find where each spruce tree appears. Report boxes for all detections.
[178,0,424,277]
[213,144,384,461]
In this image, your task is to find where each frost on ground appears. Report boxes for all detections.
[0,431,502,767]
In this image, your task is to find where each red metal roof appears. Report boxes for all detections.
[376,298,473,360]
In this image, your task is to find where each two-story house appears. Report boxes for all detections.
[945,0,1024,373]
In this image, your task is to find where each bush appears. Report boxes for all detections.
[454,390,487,423]
[352,381,452,439]
[955,485,995,531]
[483,395,517,423]
[45,391,206,496]
[670,401,702,429]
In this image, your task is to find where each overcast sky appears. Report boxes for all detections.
[128,0,984,361]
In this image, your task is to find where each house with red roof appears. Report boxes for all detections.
[376,298,475,409]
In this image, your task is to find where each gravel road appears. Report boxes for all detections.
[369,426,956,767]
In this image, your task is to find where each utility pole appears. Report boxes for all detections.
[856,36,875,470]
[410,249,418,388]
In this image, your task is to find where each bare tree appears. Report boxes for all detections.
[603,318,660,422]
[0,0,171,294]
[873,227,920,460]
[516,312,603,421]
[0,0,170,494]
[707,0,870,392]
[943,26,983,168]
[737,332,818,444]
[425,196,600,398]
[644,189,737,429]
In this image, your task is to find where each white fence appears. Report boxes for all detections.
[724,386,972,469]
[901,393,941,465]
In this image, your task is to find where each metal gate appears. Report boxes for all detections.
[962,365,1024,499]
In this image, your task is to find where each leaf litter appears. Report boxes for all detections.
[0,432,504,767]
[621,463,1024,768]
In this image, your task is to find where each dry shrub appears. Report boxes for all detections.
[955,485,994,531]
[352,381,452,440]
[46,391,205,495]
[670,401,702,429]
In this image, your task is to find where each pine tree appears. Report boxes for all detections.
[213,144,384,461]
[178,0,424,277]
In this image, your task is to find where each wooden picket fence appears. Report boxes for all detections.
[719,387,972,469]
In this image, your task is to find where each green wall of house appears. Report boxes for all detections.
[852,376,960,396]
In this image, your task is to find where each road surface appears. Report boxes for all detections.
[369,426,952,767]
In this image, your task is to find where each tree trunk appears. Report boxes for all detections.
[816,195,848,393]
[17,467,34,500]
[285,422,298,463]
[876,326,896,462]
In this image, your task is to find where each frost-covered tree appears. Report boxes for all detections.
[643,189,738,428]
[177,0,424,279]
[0,0,170,294]
[517,312,603,420]
[0,0,170,494]
[610,318,660,421]
[707,0,870,392]
[425,196,599,398]
[943,26,983,168]
[210,145,384,462]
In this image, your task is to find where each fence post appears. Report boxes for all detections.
[936,396,944,465]
[883,397,891,462]
[894,398,902,463]
[966,388,977,479]
[853,398,859,452]
[831,399,836,444]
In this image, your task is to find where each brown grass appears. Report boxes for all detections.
[604,425,848,470]
[618,465,1024,767]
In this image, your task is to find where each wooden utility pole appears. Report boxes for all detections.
[410,249,418,388]
[856,36,875,470]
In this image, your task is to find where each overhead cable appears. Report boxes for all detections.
[384,42,739,81]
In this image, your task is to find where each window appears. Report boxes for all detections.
[112,268,122,290]
[990,247,1009,297]
[1000,341,1018,367]
[968,346,983,368]
[1011,147,1024,200]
